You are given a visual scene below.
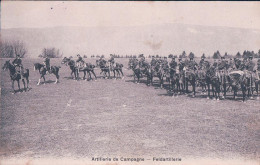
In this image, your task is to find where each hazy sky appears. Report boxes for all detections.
[1,1,260,29]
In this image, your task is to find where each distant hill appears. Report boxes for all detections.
[1,24,260,58]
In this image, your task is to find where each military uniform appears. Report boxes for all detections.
[12,55,24,75]
[169,59,177,70]
[76,55,85,68]
[187,59,198,71]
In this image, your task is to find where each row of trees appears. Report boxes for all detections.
[0,40,27,58]
[1,40,260,59]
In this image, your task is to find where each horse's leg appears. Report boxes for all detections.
[256,82,259,99]
[11,80,15,93]
[185,78,189,94]
[17,80,21,92]
[207,81,210,99]
[113,70,116,79]
[91,70,97,80]
[71,70,74,79]
[192,79,196,97]
[120,69,124,78]
[37,76,41,85]
[26,77,29,89]
[43,75,46,85]
[22,79,26,91]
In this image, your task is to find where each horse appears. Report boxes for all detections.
[108,62,124,79]
[34,63,60,85]
[254,70,260,99]
[96,59,110,79]
[205,66,221,100]
[152,62,165,88]
[228,70,250,102]
[184,68,197,97]
[2,60,29,93]
[129,60,141,84]
[84,62,97,80]
[61,57,79,80]
[168,67,185,96]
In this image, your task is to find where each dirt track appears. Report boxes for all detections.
[0,58,259,160]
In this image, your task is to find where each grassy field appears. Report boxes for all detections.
[0,58,259,163]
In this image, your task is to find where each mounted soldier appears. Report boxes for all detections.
[76,54,85,72]
[151,56,157,66]
[169,57,177,72]
[199,55,210,70]
[43,56,51,74]
[108,54,115,70]
[12,54,24,76]
[187,55,198,72]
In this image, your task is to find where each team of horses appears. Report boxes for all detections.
[2,58,260,102]
[128,58,260,102]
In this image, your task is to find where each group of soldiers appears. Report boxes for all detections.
[130,54,260,77]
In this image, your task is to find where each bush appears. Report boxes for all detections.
[39,47,63,58]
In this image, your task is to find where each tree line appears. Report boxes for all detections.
[1,40,259,59]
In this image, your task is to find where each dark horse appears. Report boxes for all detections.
[62,57,97,81]
[109,62,124,79]
[129,60,141,83]
[96,59,110,79]
[228,70,250,102]
[168,68,185,96]
[184,68,197,97]
[61,57,79,80]
[34,63,60,85]
[205,66,221,100]
[2,60,29,93]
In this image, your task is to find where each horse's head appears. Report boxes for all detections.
[34,63,43,71]
[2,60,11,71]
[61,57,69,64]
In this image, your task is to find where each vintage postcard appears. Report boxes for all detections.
[0,1,259,165]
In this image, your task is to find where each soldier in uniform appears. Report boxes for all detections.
[228,58,236,71]
[151,56,157,66]
[169,57,177,76]
[187,56,198,71]
[245,55,255,72]
[257,59,260,71]
[12,54,24,75]
[108,54,115,70]
[43,56,51,74]
[178,58,185,73]
[76,54,85,72]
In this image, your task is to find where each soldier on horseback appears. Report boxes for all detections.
[108,54,115,71]
[199,55,209,70]
[12,54,24,76]
[151,56,157,66]
[187,56,198,72]
[76,54,85,71]
[169,56,177,74]
[43,56,51,74]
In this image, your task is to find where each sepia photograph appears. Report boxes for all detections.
[0,1,259,165]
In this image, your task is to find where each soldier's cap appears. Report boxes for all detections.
[16,54,20,57]
[221,56,225,59]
